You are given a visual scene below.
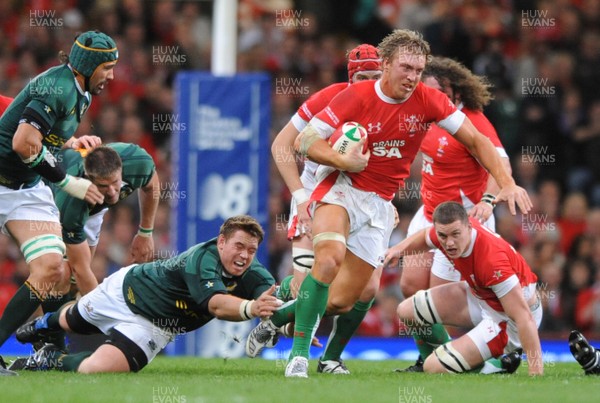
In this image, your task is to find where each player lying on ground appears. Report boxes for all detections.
[14,215,281,373]
[384,202,543,376]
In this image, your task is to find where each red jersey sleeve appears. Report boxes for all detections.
[420,85,463,134]
[464,109,504,148]
[297,82,348,123]
[313,83,367,131]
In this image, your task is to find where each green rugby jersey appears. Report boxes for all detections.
[54,142,156,244]
[122,239,275,333]
[0,65,91,188]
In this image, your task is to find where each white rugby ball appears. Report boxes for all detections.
[328,121,368,154]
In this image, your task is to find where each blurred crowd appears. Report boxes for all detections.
[0,0,599,339]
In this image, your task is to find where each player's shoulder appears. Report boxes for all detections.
[317,82,349,97]
[108,142,151,159]
[462,108,494,130]
[348,79,377,93]
[57,148,85,173]
[243,261,275,282]
[31,65,78,107]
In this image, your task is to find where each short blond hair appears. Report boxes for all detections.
[378,29,431,63]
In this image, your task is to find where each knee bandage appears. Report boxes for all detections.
[312,232,346,246]
[434,343,471,373]
[413,290,441,325]
[292,247,314,273]
[20,234,66,264]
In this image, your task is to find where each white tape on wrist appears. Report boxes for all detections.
[59,174,92,200]
[239,300,256,320]
[292,188,309,205]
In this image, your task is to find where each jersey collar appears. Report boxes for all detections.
[375,80,407,104]
[460,228,478,258]
[68,64,91,99]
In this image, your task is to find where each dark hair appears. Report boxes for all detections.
[432,202,469,226]
[220,215,264,244]
[84,146,122,180]
[422,56,493,111]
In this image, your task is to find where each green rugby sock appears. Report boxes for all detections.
[277,275,294,302]
[41,293,74,314]
[57,351,93,372]
[289,274,329,359]
[41,293,74,351]
[322,299,373,361]
[413,323,451,359]
[0,282,42,346]
[271,299,296,327]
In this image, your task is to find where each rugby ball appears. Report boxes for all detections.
[328,122,368,154]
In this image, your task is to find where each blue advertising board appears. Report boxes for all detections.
[169,72,271,356]
[171,72,271,264]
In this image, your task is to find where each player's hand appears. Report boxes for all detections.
[468,202,494,223]
[252,284,283,318]
[128,234,154,264]
[383,245,404,269]
[59,174,104,204]
[297,200,313,240]
[84,183,104,205]
[495,184,532,215]
[71,135,102,150]
[342,138,370,172]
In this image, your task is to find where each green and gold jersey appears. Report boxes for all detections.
[54,142,155,244]
[0,64,91,188]
[122,239,275,333]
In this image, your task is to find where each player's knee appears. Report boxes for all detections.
[397,298,413,322]
[312,232,346,272]
[412,289,441,326]
[327,294,354,315]
[430,344,472,374]
[313,254,343,282]
[292,247,314,273]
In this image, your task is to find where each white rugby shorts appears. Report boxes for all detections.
[0,182,59,235]
[465,283,542,359]
[311,172,395,268]
[76,264,173,363]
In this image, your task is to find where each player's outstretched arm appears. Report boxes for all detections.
[454,118,532,215]
[272,121,312,233]
[272,121,304,196]
[65,241,98,295]
[383,227,430,269]
[208,285,282,321]
[469,157,511,222]
[500,286,543,376]
[128,172,160,264]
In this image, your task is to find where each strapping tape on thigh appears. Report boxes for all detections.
[312,232,346,246]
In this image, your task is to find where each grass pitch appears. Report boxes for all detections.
[3,357,596,403]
